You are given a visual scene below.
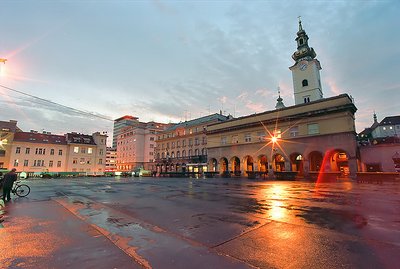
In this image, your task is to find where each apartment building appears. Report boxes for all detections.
[64,132,107,175]
[116,121,169,172]
[154,113,231,175]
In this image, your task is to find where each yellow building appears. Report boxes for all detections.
[206,19,358,178]
[2,121,108,176]
[207,94,357,178]
[0,120,21,169]
[155,113,231,176]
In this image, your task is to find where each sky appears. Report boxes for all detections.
[0,0,399,145]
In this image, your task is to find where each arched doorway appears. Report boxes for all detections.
[244,155,254,174]
[274,154,285,171]
[325,149,349,174]
[230,156,241,176]
[208,158,218,172]
[290,152,304,175]
[309,151,323,171]
[258,155,268,172]
[219,158,228,173]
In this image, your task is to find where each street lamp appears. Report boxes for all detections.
[0,58,6,64]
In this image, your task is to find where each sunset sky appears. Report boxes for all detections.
[0,1,399,144]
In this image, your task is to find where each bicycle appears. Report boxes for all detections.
[1,180,31,198]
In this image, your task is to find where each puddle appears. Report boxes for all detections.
[295,206,368,232]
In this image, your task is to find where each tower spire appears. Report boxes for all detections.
[298,16,303,31]
[275,86,285,109]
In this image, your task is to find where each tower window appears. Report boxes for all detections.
[302,79,308,87]
[299,39,303,45]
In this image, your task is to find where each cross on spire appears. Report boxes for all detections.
[298,16,303,31]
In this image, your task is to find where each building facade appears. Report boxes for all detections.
[105,147,117,172]
[358,114,400,172]
[154,113,231,175]
[206,20,358,178]
[0,120,20,169]
[112,115,139,149]
[64,132,107,175]
[1,119,108,176]
[116,121,169,172]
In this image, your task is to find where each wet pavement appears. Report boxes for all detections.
[1,177,399,268]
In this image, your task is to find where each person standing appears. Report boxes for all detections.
[2,168,17,203]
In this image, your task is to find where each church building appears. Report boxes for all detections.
[206,19,358,179]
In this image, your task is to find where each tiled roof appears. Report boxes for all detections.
[14,132,67,144]
[0,120,20,133]
[164,113,230,132]
[65,133,96,145]
[379,116,400,126]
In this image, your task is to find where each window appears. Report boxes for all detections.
[149,152,154,155]
[182,150,186,157]
[188,149,192,156]
[257,132,266,141]
[98,159,103,164]
[14,159,19,166]
[176,151,180,158]
[188,139,193,146]
[274,129,282,138]
[16,147,21,154]
[150,137,155,141]
[50,149,55,155]
[177,141,180,148]
[171,142,175,149]
[202,137,207,145]
[232,135,239,144]
[302,79,308,87]
[87,159,92,164]
[58,149,63,156]
[304,96,310,103]
[150,144,154,148]
[194,149,199,156]
[182,140,186,147]
[74,147,79,153]
[245,134,251,142]
[221,137,227,145]
[194,138,199,146]
[57,161,61,167]
[49,160,53,167]
[81,148,86,154]
[88,148,93,154]
[73,158,78,164]
[290,126,299,137]
[23,160,29,166]
[99,149,104,155]
[80,158,85,164]
[308,123,320,135]
[25,148,30,154]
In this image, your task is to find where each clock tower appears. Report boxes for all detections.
[289,18,323,105]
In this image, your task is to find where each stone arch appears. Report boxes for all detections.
[290,152,304,175]
[258,155,268,172]
[273,153,286,171]
[309,151,323,172]
[230,156,241,176]
[219,157,228,173]
[208,158,218,172]
[323,149,350,174]
[244,155,254,175]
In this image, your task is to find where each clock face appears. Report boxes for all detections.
[299,62,307,71]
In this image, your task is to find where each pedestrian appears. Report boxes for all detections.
[2,168,17,203]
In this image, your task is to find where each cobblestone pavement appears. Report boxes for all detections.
[1,177,399,268]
